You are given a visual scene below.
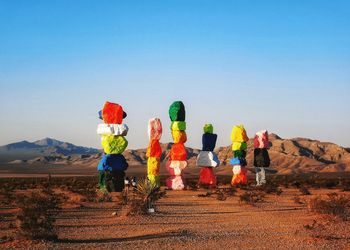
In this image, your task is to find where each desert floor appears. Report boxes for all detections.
[1,183,349,250]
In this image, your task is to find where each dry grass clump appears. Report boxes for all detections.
[239,190,265,205]
[308,193,350,221]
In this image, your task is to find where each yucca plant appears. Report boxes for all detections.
[136,178,161,210]
[127,178,166,215]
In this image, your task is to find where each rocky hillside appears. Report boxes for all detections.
[0,138,100,162]
[2,135,350,174]
[215,134,350,174]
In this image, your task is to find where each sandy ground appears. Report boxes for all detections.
[1,187,349,250]
[0,163,226,179]
[0,163,96,178]
[0,164,156,178]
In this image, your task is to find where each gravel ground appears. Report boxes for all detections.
[1,188,349,249]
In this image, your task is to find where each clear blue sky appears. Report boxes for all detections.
[0,0,349,149]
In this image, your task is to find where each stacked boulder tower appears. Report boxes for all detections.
[196,124,220,187]
[229,125,249,186]
[253,130,271,186]
[96,101,129,192]
[166,101,187,190]
[146,118,163,188]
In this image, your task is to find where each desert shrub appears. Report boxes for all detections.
[17,180,28,190]
[0,176,99,193]
[341,181,350,192]
[310,179,341,189]
[216,176,232,186]
[16,190,63,240]
[222,187,237,197]
[198,188,236,201]
[216,190,227,201]
[126,179,166,216]
[308,193,350,221]
[260,182,283,195]
[235,184,249,190]
[43,186,68,203]
[198,191,212,198]
[325,180,339,189]
[65,178,92,190]
[292,181,301,188]
[79,188,97,202]
[121,189,129,205]
[60,184,68,190]
[0,236,12,244]
[303,220,318,230]
[66,184,97,202]
[239,190,265,205]
[41,181,50,189]
[293,195,305,204]
[126,199,148,216]
[280,176,290,188]
[97,191,112,202]
[299,186,311,195]
[0,185,16,206]
[186,179,199,191]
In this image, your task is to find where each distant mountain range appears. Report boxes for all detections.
[0,138,100,162]
[1,135,350,174]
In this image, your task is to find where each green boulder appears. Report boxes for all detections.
[169,101,185,121]
[203,124,213,134]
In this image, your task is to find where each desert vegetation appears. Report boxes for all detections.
[308,193,350,221]
[16,189,64,240]
[239,190,265,205]
[0,173,349,249]
[123,178,166,216]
